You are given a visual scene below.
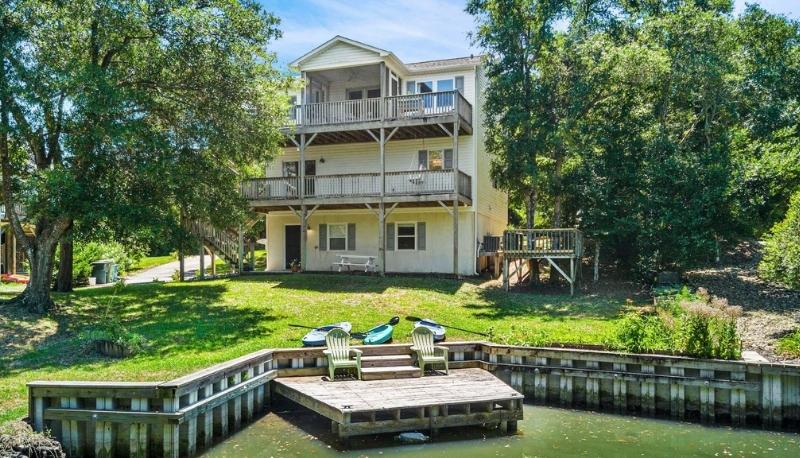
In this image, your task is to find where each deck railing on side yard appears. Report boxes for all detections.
[286,91,472,128]
[243,169,471,201]
[503,228,583,258]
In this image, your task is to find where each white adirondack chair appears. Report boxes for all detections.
[323,328,362,380]
[410,327,449,375]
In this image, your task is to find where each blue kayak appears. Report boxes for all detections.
[414,319,446,342]
[302,322,352,347]
[363,324,394,345]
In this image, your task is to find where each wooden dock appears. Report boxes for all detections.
[274,368,523,438]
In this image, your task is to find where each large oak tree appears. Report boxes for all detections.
[0,0,288,312]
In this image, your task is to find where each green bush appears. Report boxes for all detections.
[759,190,800,289]
[777,330,800,358]
[71,240,143,281]
[76,282,149,356]
[614,288,741,359]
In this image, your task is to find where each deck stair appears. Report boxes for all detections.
[359,350,422,380]
[187,220,242,269]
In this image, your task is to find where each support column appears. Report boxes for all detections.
[452,102,460,277]
[210,251,216,276]
[300,205,308,271]
[199,244,205,280]
[379,127,386,275]
[237,225,244,273]
[10,230,16,275]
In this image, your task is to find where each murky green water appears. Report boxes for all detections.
[205,404,799,457]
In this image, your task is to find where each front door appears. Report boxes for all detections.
[285,225,301,270]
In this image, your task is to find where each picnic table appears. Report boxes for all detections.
[332,254,376,273]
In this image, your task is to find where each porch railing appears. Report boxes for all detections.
[286,91,472,127]
[503,228,583,257]
[242,169,471,201]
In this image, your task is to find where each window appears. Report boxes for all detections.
[328,223,347,251]
[417,81,433,94]
[397,223,416,250]
[283,161,298,177]
[418,149,454,170]
[367,88,381,98]
[437,79,454,107]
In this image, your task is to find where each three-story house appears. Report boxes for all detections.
[243,36,507,276]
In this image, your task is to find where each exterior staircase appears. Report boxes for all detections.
[186,216,262,273]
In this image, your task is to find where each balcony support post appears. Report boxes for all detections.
[299,132,307,271]
[300,204,307,272]
[379,126,386,275]
[452,99,461,278]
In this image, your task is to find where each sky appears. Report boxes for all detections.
[261,0,799,67]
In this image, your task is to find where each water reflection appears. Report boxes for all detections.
[204,404,800,457]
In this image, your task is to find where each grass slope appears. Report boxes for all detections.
[0,274,632,422]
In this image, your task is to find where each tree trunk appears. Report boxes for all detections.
[525,188,540,285]
[17,236,60,313]
[55,225,74,292]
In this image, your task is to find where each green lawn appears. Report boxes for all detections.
[0,274,635,422]
[129,254,176,272]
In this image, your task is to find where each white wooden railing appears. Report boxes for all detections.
[242,169,472,201]
[286,91,472,127]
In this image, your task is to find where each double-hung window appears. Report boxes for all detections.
[396,223,416,250]
[417,149,454,170]
[328,223,347,251]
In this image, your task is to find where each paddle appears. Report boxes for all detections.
[352,316,400,339]
[405,315,490,337]
[288,324,316,330]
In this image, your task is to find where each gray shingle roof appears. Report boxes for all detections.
[405,55,483,71]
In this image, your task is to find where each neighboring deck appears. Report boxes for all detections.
[274,368,523,438]
[500,228,584,294]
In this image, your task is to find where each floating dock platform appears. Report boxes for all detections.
[273,368,524,438]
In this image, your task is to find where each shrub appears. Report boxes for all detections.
[71,240,143,281]
[614,288,741,359]
[776,330,800,358]
[759,190,800,289]
[77,283,149,356]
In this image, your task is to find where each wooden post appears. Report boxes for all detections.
[186,390,199,456]
[237,225,244,273]
[585,361,600,410]
[299,132,307,272]
[641,364,656,416]
[379,127,386,275]
[202,384,214,448]
[245,368,255,421]
[199,244,205,280]
[503,255,509,291]
[452,104,460,277]
[612,363,627,414]
[533,358,547,403]
[429,405,439,437]
[210,251,216,276]
[559,359,573,407]
[231,373,242,430]
[670,367,685,420]
[178,250,185,282]
[762,371,782,428]
[129,398,148,458]
[699,369,715,424]
[61,397,80,457]
[730,371,746,426]
[163,396,179,458]
[95,397,114,458]
[215,378,229,437]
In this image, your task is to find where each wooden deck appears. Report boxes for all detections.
[273,368,523,438]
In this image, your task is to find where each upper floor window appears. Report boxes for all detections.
[418,149,454,170]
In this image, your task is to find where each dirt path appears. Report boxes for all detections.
[685,241,800,364]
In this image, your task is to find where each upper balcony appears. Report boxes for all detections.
[284,91,472,144]
[284,58,474,145]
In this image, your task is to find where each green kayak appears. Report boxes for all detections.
[363,323,394,345]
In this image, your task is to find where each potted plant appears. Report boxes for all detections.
[290,259,301,273]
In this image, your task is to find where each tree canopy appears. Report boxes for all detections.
[0,0,289,312]
[469,0,800,277]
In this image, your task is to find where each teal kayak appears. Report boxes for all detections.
[363,324,394,345]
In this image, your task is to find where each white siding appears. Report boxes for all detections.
[473,65,508,238]
[266,208,476,275]
[267,137,476,180]
[300,41,383,71]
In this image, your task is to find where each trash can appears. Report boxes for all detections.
[109,263,119,282]
[91,259,114,284]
